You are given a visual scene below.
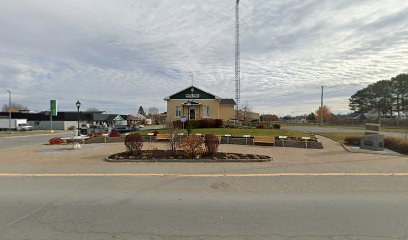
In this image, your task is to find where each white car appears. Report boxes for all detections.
[18,123,33,131]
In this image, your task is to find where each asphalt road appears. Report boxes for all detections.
[0,176,408,239]
[1,134,408,239]
[0,132,72,150]
[284,125,408,138]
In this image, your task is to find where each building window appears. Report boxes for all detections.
[176,106,182,117]
[203,106,209,118]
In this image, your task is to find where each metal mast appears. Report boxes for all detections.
[235,0,240,122]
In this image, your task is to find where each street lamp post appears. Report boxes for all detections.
[7,90,11,133]
[76,100,81,136]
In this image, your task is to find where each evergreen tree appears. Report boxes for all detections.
[138,106,146,116]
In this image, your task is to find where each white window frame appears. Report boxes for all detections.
[176,106,182,117]
[203,106,209,118]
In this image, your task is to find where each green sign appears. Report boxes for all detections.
[114,115,123,122]
[50,100,57,116]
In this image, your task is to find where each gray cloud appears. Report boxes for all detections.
[0,0,407,115]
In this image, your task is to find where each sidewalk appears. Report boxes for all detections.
[0,136,407,175]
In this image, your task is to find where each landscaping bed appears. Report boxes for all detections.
[106,150,271,162]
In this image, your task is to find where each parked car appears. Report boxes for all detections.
[89,125,108,133]
[18,123,33,131]
[112,125,136,133]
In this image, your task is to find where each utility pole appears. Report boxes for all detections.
[320,86,324,126]
[7,90,11,133]
[235,0,240,123]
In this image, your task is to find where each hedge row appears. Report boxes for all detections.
[173,119,223,129]
[384,137,408,154]
[344,135,408,154]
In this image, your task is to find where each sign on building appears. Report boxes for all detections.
[185,94,200,98]
[114,115,124,122]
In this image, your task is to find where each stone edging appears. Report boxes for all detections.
[105,156,272,163]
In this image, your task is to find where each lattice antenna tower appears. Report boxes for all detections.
[235,0,241,122]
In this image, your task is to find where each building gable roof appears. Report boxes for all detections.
[164,85,221,100]
[220,99,236,105]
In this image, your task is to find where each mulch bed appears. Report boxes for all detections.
[106,150,271,162]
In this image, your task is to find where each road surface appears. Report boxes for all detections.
[0,132,72,150]
[0,176,408,239]
[1,136,408,239]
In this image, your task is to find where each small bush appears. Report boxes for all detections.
[204,134,220,156]
[49,137,65,145]
[385,137,408,154]
[256,124,267,129]
[189,120,200,129]
[125,133,144,156]
[344,136,361,146]
[273,124,281,129]
[173,119,223,129]
[178,135,204,158]
[214,119,223,128]
[109,131,121,137]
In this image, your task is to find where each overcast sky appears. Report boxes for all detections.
[1,0,408,116]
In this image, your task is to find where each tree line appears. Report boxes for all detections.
[349,73,408,118]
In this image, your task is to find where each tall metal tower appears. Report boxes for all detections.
[235,0,240,122]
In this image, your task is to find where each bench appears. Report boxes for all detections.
[156,134,172,141]
[253,136,275,146]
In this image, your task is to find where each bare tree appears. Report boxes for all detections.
[148,107,159,116]
[2,102,28,112]
[239,102,253,124]
[165,119,181,155]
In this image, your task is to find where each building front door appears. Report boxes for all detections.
[189,108,196,120]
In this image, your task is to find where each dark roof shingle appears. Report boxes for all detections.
[220,99,236,105]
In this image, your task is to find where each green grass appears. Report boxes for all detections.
[135,128,314,139]
[281,123,408,133]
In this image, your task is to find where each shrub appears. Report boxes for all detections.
[49,137,65,145]
[109,131,121,137]
[189,120,200,129]
[125,133,144,156]
[344,136,361,146]
[174,119,223,129]
[385,137,408,154]
[178,135,204,158]
[204,134,220,156]
[273,123,281,129]
[199,119,213,128]
[214,119,223,128]
[256,124,267,129]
